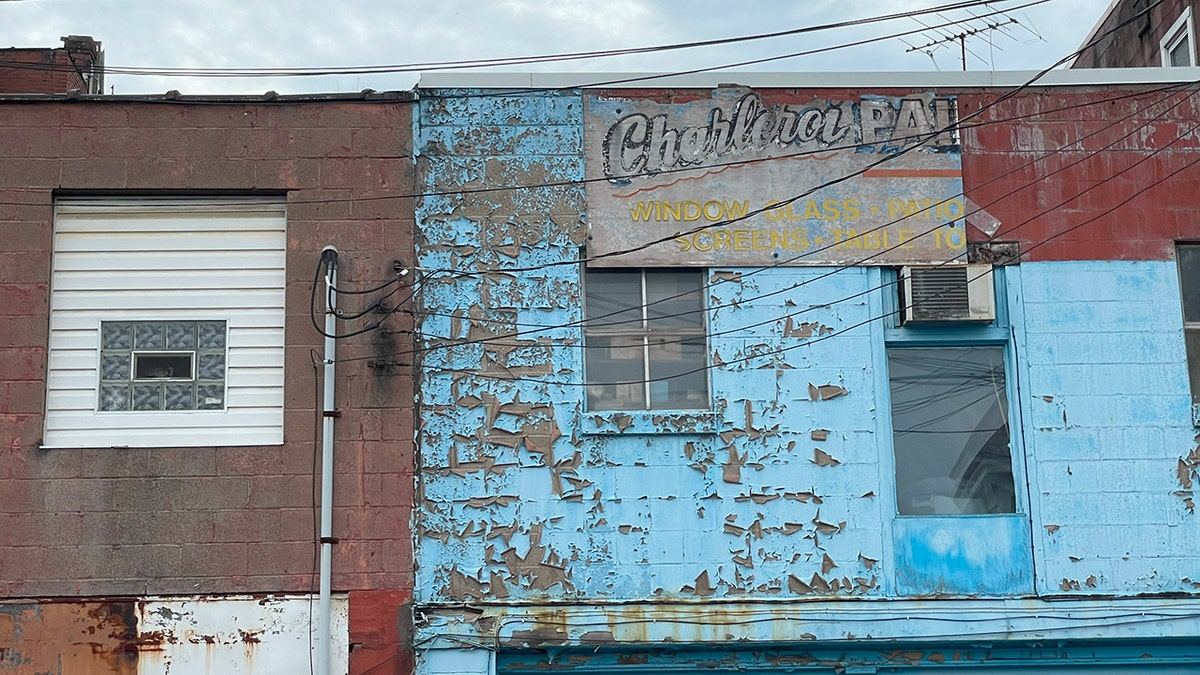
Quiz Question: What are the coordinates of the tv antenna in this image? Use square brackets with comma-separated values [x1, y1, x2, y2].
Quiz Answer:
[901, 6, 1044, 71]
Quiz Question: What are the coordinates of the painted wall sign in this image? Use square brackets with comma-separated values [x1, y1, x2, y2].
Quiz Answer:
[584, 89, 966, 267]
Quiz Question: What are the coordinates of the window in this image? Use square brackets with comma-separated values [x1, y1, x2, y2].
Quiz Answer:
[882, 265, 1033, 595]
[44, 199, 286, 448]
[888, 346, 1015, 515]
[1161, 8, 1195, 67]
[583, 268, 708, 411]
[99, 320, 227, 411]
[1176, 244, 1200, 417]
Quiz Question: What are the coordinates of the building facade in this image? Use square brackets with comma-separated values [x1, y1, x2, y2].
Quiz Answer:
[0, 92, 417, 674]
[0, 35, 104, 95]
[1072, 0, 1199, 69]
[411, 71, 1200, 674]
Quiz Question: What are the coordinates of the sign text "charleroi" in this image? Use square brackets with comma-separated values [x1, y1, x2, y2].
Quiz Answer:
[602, 93, 957, 178]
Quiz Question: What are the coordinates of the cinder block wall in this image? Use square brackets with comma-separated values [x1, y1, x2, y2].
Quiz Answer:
[0, 96, 416, 674]
[413, 84, 1200, 608]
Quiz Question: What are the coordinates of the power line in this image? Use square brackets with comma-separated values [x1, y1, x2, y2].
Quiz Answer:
[397, 86, 1200, 386]
[0, 0, 1047, 80]
[401, 80, 1195, 359]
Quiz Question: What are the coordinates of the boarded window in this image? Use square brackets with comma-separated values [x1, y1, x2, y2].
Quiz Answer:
[44, 199, 286, 448]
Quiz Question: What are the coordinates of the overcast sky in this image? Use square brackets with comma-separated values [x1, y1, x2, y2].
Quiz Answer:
[3, 0, 1105, 95]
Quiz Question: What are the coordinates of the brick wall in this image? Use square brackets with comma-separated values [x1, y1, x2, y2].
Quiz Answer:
[1072, 0, 1194, 69]
[0, 96, 416, 673]
[0, 48, 91, 94]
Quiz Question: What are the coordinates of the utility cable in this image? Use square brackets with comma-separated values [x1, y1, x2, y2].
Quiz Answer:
[398, 80, 1196, 357]
[0, 1, 1048, 80]
[408, 90, 1200, 387]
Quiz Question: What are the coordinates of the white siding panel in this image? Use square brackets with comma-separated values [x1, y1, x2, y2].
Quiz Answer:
[51, 289, 285, 312]
[51, 312, 284, 330]
[52, 269, 285, 292]
[226, 387, 286, 408]
[54, 231, 286, 253]
[55, 250, 282, 272]
[44, 199, 287, 449]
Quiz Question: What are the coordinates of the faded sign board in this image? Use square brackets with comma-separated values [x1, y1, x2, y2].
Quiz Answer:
[584, 89, 966, 267]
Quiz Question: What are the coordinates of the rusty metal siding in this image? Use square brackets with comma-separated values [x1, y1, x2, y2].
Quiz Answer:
[0, 596, 347, 674]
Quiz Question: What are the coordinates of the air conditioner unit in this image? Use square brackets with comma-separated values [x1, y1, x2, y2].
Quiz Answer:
[900, 264, 995, 324]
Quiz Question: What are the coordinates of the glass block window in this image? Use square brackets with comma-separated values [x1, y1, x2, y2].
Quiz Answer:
[99, 320, 227, 412]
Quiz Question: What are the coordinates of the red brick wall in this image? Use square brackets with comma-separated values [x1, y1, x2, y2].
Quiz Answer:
[1072, 0, 1195, 69]
[961, 86, 1200, 261]
[0, 98, 416, 672]
[0, 49, 90, 94]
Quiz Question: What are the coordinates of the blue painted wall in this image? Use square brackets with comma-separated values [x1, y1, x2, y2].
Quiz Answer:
[413, 88, 1200, 609]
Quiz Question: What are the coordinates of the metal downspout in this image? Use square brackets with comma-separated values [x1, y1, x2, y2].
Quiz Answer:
[319, 246, 338, 675]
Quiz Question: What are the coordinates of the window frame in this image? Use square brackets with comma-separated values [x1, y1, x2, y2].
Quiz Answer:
[878, 265, 1026, 519]
[1174, 243, 1200, 425]
[43, 198, 286, 449]
[1161, 7, 1195, 67]
[873, 264, 1035, 596]
[581, 266, 710, 413]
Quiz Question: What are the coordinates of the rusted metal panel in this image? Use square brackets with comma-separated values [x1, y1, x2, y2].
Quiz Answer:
[136, 596, 349, 674]
[0, 595, 348, 675]
[0, 601, 137, 674]
[584, 90, 965, 267]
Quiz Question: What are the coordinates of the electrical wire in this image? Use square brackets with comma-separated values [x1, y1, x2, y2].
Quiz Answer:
[347, 76, 1198, 365]
[402, 81, 1195, 357]
[407, 90, 1200, 388]
[0, 1, 1048, 80]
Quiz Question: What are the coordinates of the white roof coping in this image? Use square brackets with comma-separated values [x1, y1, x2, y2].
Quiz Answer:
[417, 67, 1200, 90]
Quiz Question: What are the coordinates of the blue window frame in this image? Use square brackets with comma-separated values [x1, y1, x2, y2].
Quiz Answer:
[876, 265, 1033, 596]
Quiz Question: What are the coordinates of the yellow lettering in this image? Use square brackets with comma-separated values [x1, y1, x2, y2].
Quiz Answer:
[714, 230, 732, 250]
[702, 200, 724, 221]
[804, 199, 823, 219]
[790, 230, 809, 250]
[630, 201, 655, 221]
[765, 200, 785, 222]
[725, 200, 750, 220]
[843, 199, 860, 221]
[752, 230, 770, 250]
[822, 199, 841, 219]
[733, 229, 751, 250]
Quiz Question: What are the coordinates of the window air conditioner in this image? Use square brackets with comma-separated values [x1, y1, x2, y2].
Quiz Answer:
[900, 264, 995, 324]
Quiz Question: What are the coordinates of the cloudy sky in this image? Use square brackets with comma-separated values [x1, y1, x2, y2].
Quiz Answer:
[3, 0, 1105, 95]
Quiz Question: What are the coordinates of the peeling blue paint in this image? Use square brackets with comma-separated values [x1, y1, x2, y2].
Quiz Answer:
[412, 86, 1200, 670]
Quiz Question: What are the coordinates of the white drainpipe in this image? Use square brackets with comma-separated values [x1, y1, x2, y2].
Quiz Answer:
[318, 246, 338, 675]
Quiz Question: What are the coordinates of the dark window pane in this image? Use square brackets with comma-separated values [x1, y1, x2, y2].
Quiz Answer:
[1178, 245, 1200, 322]
[585, 269, 644, 330]
[1171, 35, 1191, 66]
[134, 353, 194, 380]
[585, 335, 646, 410]
[889, 346, 1015, 515]
[648, 336, 708, 409]
[1186, 329, 1200, 406]
[646, 269, 705, 332]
